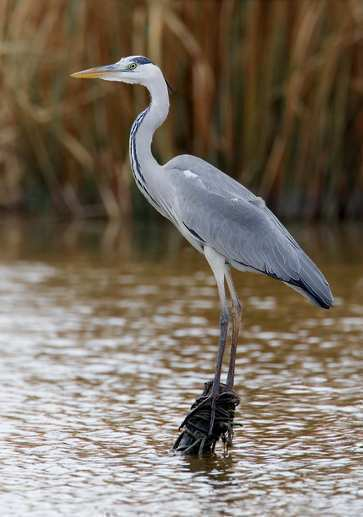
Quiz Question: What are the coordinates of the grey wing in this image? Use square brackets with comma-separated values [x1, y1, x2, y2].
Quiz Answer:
[165, 155, 334, 309]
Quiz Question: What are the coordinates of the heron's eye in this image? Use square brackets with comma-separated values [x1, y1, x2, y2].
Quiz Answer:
[128, 63, 137, 70]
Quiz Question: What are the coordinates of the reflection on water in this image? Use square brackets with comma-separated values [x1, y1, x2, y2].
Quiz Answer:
[0, 219, 362, 516]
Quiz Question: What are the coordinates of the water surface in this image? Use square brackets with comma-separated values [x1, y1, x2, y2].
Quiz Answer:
[0, 220, 362, 516]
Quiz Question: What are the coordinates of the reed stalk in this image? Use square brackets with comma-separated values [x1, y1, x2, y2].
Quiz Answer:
[0, 0, 362, 219]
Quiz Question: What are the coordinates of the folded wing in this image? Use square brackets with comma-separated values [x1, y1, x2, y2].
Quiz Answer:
[165, 155, 334, 309]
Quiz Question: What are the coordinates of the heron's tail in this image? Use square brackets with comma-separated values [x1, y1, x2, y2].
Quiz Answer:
[288, 251, 334, 309]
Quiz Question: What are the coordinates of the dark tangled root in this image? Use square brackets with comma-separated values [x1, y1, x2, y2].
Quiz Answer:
[173, 381, 240, 456]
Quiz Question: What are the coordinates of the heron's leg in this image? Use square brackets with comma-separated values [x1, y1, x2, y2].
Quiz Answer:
[204, 246, 229, 434]
[225, 266, 242, 389]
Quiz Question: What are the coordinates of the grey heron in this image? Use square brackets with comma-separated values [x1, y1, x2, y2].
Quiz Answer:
[71, 56, 334, 434]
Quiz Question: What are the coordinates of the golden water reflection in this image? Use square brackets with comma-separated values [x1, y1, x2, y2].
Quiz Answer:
[0, 219, 362, 516]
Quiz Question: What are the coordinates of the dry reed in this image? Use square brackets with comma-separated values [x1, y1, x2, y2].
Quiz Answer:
[0, 0, 362, 219]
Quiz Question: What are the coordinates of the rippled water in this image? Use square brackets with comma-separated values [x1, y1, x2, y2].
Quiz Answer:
[0, 220, 362, 516]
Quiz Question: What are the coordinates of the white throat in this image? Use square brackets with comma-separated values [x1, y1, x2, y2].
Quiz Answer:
[129, 70, 170, 215]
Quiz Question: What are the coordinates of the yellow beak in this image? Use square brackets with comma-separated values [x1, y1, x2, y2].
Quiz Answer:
[70, 66, 112, 80]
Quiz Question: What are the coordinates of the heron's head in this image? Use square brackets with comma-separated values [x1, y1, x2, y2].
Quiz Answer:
[70, 55, 161, 86]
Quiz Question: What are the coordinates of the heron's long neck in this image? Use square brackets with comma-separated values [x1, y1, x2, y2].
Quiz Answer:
[129, 77, 169, 193]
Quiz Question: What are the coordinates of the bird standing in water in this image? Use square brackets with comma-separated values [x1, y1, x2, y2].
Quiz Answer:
[71, 56, 334, 435]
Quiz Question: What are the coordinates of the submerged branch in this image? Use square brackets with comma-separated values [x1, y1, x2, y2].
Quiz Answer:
[173, 381, 240, 456]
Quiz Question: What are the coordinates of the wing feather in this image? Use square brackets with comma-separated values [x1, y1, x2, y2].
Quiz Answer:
[165, 155, 334, 309]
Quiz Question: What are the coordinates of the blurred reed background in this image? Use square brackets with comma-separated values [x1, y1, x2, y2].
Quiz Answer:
[0, 0, 362, 220]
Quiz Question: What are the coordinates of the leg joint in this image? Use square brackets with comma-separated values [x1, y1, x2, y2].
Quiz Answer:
[220, 307, 230, 326]
[235, 297, 242, 315]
